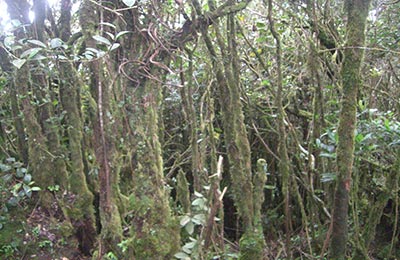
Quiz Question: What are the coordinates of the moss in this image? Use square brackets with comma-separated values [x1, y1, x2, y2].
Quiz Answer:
[0, 219, 23, 246]
[176, 170, 191, 213]
[58, 221, 75, 238]
[330, 0, 371, 258]
[126, 79, 180, 259]
[253, 159, 267, 228]
[130, 220, 179, 259]
[238, 231, 264, 260]
[128, 189, 180, 258]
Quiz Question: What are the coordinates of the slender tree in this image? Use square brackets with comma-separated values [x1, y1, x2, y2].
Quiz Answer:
[330, 0, 371, 258]
[267, 0, 293, 253]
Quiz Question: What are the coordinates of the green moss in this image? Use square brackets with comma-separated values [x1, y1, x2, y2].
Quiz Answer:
[132, 221, 179, 259]
[128, 167, 180, 258]
[238, 231, 265, 260]
[0, 220, 23, 246]
[176, 170, 191, 213]
[58, 221, 74, 238]
[66, 192, 95, 220]
[253, 159, 267, 228]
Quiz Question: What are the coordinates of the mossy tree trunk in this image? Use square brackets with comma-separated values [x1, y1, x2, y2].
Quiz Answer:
[31, 0, 69, 191]
[192, 0, 265, 257]
[110, 4, 182, 258]
[5, 0, 63, 206]
[267, 0, 293, 252]
[202, 8, 255, 235]
[0, 31, 28, 164]
[356, 168, 399, 258]
[329, 0, 371, 259]
[179, 49, 205, 193]
[9, 86, 28, 164]
[127, 75, 180, 258]
[79, 0, 124, 257]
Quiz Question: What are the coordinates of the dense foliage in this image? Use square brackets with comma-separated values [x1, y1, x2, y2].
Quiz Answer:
[0, 0, 399, 259]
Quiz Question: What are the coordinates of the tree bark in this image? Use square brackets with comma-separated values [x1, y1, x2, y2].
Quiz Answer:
[193, 0, 265, 257]
[267, 0, 293, 253]
[330, 0, 371, 259]
[78, 1, 121, 256]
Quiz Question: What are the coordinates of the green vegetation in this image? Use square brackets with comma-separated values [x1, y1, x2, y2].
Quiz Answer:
[0, 0, 399, 259]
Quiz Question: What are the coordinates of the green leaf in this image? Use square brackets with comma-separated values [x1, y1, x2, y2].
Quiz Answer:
[23, 174, 32, 184]
[261, 79, 270, 86]
[93, 35, 111, 46]
[384, 118, 390, 131]
[11, 59, 27, 69]
[2, 173, 13, 182]
[320, 152, 336, 159]
[194, 191, 203, 198]
[180, 215, 191, 226]
[50, 38, 64, 49]
[6, 157, 15, 163]
[265, 185, 276, 190]
[122, 0, 136, 7]
[105, 31, 115, 41]
[321, 173, 336, 183]
[4, 36, 15, 49]
[115, 31, 131, 39]
[20, 48, 42, 59]
[0, 163, 12, 173]
[100, 22, 116, 29]
[7, 197, 19, 207]
[16, 167, 26, 178]
[83, 48, 99, 59]
[11, 19, 22, 27]
[256, 22, 266, 28]
[23, 183, 31, 194]
[183, 241, 197, 251]
[13, 161, 23, 168]
[182, 245, 192, 254]
[192, 214, 205, 225]
[31, 54, 47, 60]
[28, 39, 47, 48]
[355, 133, 364, 143]
[109, 43, 120, 51]
[185, 221, 194, 234]
[192, 198, 205, 207]
[30, 186, 41, 191]
[174, 252, 190, 259]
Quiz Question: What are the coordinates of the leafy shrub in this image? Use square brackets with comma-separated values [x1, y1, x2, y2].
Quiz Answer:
[0, 157, 40, 229]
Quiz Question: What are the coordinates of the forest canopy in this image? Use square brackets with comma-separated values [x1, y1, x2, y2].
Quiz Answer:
[0, 0, 399, 259]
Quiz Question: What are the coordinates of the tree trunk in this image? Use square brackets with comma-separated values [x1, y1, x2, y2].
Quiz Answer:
[267, 0, 293, 253]
[126, 75, 180, 258]
[5, 0, 57, 206]
[194, 0, 264, 255]
[330, 0, 371, 258]
[79, 0, 125, 257]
